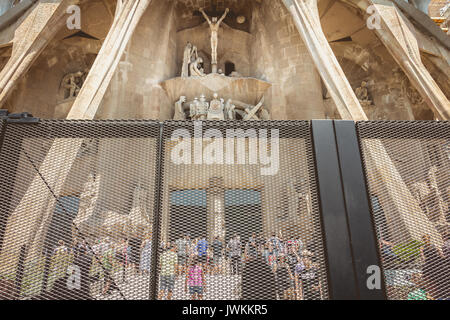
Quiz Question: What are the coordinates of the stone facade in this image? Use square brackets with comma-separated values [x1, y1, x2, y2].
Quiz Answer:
[0, 0, 449, 293]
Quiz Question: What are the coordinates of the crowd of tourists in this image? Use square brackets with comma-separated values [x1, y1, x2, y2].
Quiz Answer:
[158, 233, 324, 300]
[379, 233, 450, 300]
[47, 234, 153, 298]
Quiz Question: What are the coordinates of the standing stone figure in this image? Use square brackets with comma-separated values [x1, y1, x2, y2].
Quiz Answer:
[196, 94, 209, 120]
[355, 81, 372, 106]
[225, 99, 235, 120]
[130, 184, 149, 229]
[208, 93, 225, 120]
[74, 173, 100, 231]
[181, 42, 198, 77]
[190, 97, 200, 119]
[199, 7, 229, 71]
[181, 42, 193, 77]
[174, 96, 187, 120]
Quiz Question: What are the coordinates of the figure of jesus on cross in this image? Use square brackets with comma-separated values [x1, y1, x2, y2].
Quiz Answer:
[200, 7, 229, 73]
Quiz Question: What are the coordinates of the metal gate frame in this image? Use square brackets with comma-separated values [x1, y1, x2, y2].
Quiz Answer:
[0, 116, 389, 300]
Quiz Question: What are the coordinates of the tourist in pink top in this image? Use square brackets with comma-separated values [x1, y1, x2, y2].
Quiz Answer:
[185, 257, 206, 300]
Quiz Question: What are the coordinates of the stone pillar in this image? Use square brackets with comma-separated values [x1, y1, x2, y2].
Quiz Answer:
[68, 0, 152, 119]
[0, 0, 72, 108]
[359, 0, 450, 120]
[207, 177, 225, 242]
[282, 0, 368, 121]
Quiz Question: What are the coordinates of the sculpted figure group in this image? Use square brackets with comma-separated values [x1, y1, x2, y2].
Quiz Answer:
[61, 68, 90, 99]
[181, 7, 232, 76]
[173, 93, 271, 121]
[182, 42, 205, 77]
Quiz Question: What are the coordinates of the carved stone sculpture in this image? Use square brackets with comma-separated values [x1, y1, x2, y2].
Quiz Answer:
[196, 94, 209, 120]
[200, 7, 229, 72]
[74, 173, 100, 229]
[355, 81, 372, 107]
[190, 97, 199, 119]
[260, 108, 271, 120]
[129, 184, 150, 228]
[224, 99, 235, 120]
[181, 42, 199, 77]
[207, 93, 225, 120]
[189, 57, 206, 77]
[174, 96, 186, 120]
[177, 94, 270, 121]
[61, 69, 90, 100]
[181, 42, 193, 77]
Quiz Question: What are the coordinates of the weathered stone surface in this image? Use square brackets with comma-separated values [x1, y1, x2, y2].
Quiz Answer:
[0, 0, 72, 108]
[354, 0, 450, 120]
[160, 74, 271, 107]
[282, 0, 368, 120]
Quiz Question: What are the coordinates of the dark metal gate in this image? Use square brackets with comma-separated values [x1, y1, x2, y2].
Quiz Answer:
[0, 116, 447, 300]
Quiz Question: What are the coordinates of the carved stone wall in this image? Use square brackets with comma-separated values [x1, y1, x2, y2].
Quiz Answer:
[2, 0, 111, 118]
[250, 0, 325, 120]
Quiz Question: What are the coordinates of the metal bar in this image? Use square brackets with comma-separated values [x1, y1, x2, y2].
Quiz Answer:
[334, 120, 387, 300]
[150, 122, 164, 300]
[311, 120, 358, 300]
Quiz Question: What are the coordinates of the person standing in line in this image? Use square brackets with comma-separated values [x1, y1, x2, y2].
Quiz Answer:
[158, 245, 178, 300]
[191, 238, 199, 260]
[197, 237, 208, 271]
[140, 234, 152, 276]
[299, 258, 321, 300]
[175, 234, 190, 276]
[212, 236, 223, 275]
[185, 257, 206, 300]
[129, 235, 141, 276]
[116, 239, 130, 283]
[274, 255, 295, 300]
[228, 234, 242, 275]
[293, 255, 305, 300]
[245, 233, 258, 261]
[74, 240, 92, 300]
[268, 233, 282, 257]
[101, 243, 116, 296]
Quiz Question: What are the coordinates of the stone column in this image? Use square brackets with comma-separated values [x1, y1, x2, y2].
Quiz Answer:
[282, 0, 368, 121]
[68, 0, 152, 119]
[207, 177, 226, 243]
[0, 0, 73, 108]
[358, 0, 450, 120]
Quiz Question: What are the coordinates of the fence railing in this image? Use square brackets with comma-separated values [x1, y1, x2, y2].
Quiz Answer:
[0, 116, 447, 300]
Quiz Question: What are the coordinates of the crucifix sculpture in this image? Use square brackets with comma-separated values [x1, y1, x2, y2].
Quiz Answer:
[199, 7, 229, 73]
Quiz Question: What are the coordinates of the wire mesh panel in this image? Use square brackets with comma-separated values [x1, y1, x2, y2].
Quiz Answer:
[0, 120, 160, 300]
[357, 121, 450, 300]
[156, 121, 328, 300]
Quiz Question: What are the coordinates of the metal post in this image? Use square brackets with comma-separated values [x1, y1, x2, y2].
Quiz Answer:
[333, 120, 387, 300]
[150, 122, 164, 300]
[311, 120, 358, 300]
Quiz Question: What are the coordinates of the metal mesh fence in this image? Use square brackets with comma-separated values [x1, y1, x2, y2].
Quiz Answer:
[0, 120, 160, 300]
[157, 121, 328, 300]
[0, 120, 328, 300]
[357, 121, 450, 300]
